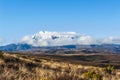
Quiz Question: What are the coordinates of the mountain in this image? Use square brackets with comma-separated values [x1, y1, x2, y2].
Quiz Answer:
[21, 31, 120, 47]
[0, 43, 120, 54]
[0, 44, 34, 51]
[0, 31, 120, 53]
[76, 44, 120, 53]
[21, 31, 96, 46]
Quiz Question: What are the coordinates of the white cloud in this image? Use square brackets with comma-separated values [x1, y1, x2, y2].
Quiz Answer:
[21, 31, 120, 46]
[102, 36, 120, 44]
[0, 38, 5, 46]
[77, 36, 97, 45]
[0, 38, 2, 43]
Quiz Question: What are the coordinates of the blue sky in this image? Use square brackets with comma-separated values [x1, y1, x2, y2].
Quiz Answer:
[0, 0, 120, 45]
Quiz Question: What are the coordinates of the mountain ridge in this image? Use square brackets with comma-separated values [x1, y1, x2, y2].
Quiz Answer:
[1, 31, 120, 53]
[0, 43, 120, 54]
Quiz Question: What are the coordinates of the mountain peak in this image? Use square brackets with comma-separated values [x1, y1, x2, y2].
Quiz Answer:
[22, 31, 84, 46]
[21, 31, 120, 47]
[32, 31, 79, 40]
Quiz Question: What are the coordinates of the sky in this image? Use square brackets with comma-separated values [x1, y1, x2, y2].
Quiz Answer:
[0, 0, 120, 45]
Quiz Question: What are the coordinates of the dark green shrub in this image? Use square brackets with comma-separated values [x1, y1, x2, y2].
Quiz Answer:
[0, 50, 2, 53]
[0, 50, 3, 58]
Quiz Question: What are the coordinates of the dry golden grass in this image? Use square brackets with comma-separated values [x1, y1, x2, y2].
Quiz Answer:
[0, 52, 120, 80]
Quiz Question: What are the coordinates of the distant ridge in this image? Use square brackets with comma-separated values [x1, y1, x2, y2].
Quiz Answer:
[0, 44, 34, 51]
[0, 43, 120, 54]
[1, 31, 120, 53]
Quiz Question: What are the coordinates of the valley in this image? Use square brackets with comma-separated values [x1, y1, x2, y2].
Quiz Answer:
[0, 51, 120, 80]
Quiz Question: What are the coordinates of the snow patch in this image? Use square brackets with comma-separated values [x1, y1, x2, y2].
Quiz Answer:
[21, 31, 120, 46]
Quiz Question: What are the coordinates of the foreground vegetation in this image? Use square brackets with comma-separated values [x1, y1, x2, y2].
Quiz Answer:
[0, 51, 120, 80]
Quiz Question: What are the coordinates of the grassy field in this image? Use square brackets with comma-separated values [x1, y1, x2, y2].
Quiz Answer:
[0, 51, 120, 80]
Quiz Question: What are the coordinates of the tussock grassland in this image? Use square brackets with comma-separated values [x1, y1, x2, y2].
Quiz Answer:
[0, 51, 120, 80]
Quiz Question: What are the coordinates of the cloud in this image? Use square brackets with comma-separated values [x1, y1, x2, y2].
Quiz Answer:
[0, 38, 5, 46]
[102, 36, 120, 44]
[77, 36, 97, 45]
[21, 31, 120, 46]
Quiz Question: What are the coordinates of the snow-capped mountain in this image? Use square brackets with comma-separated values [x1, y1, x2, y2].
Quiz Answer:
[0, 31, 120, 53]
[21, 31, 120, 47]
[21, 31, 96, 46]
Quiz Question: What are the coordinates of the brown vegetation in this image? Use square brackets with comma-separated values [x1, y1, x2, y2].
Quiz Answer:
[0, 51, 120, 80]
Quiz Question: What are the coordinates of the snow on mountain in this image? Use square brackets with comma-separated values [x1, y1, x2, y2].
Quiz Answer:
[21, 31, 96, 46]
[21, 31, 120, 46]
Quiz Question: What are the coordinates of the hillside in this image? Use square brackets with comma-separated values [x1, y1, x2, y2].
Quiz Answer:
[0, 51, 120, 80]
[0, 44, 120, 54]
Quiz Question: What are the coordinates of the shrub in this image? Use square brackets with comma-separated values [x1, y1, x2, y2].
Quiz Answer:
[0, 50, 2, 53]
[103, 65, 114, 74]
[93, 73, 102, 80]
[83, 71, 102, 80]
[40, 77, 53, 80]
[0, 50, 4, 58]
